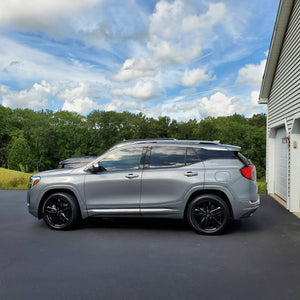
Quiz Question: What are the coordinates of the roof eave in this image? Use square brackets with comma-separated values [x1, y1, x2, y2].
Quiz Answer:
[259, 0, 294, 104]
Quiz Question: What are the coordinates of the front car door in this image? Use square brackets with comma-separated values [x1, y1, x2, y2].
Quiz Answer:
[84, 146, 145, 216]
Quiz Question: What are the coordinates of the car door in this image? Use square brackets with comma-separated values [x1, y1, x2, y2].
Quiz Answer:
[84, 146, 145, 215]
[140, 146, 205, 217]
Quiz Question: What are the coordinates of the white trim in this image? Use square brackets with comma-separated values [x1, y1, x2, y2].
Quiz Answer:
[267, 121, 289, 204]
[290, 115, 300, 212]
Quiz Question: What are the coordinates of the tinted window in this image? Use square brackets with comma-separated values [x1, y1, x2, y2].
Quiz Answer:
[186, 148, 201, 165]
[196, 148, 237, 161]
[149, 147, 186, 168]
[100, 147, 143, 171]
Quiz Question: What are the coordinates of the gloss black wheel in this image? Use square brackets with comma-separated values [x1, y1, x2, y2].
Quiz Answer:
[43, 193, 79, 230]
[187, 194, 229, 234]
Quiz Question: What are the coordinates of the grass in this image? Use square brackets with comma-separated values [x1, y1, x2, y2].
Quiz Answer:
[0, 168, 32, 190]
[257, 180, 267, 194]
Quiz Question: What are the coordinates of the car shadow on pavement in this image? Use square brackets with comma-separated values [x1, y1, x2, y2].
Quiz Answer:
[81, 217, 190, 232]
[79, 216, 262, 235]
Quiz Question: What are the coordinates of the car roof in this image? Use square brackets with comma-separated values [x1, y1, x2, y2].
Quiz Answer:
[112, 139, 241, 151]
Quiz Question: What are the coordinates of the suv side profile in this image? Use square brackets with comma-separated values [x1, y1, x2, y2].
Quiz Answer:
[27, 139, 260, 234]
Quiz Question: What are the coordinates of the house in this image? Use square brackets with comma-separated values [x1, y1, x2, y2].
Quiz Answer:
[259, 0, 300, 213]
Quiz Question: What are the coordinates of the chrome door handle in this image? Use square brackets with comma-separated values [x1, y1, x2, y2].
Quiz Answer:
[125, 174, 139, 179]
[184, 171, 198, 177]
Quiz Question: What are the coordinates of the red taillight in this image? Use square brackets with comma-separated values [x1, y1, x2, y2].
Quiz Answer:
[241, 165, 255, 181]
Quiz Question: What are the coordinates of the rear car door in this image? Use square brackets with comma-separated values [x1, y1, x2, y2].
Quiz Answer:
[140, 146, 205, 217]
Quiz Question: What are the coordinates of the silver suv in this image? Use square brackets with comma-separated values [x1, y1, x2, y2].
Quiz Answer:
[27, 139, 260, 234]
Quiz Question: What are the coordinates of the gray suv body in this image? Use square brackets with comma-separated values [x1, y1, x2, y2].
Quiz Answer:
[27, 139, 260, 234]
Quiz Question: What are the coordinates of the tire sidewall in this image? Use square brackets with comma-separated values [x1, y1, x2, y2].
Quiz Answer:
[187, 194, 230, 235]
[43, 192, 79, 230]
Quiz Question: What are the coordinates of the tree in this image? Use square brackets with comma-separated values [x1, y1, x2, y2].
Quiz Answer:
[8, 134, 33, 172]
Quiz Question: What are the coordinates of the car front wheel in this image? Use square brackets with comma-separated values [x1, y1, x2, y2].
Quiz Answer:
[187, 194, 230, 234]
[42, 192, 79, 230]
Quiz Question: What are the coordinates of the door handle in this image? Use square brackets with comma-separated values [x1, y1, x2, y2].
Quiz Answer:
[125, 174, 139, 179]
[184, 171, 198, 177]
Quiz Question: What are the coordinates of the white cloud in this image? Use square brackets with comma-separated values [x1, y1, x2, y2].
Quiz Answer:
[114, 0, 226, 82]
[250, 90, 260, 106]
[181, 68, 215, 87]
[236, 59, 266, 87]
[102, 98, 142, 112]
[0, 81, 55, 110]
[182, 3, 226, 32]
[113, 58, 156, 82]
[0, 0, 104, 37]
[0, 36, 109, 86]
[111, 80, 160, 101]
[197, 92, 238, 118]
[59, 82, 99, 114]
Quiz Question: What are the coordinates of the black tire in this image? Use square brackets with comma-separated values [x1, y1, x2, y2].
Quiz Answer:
[187, 194, 230, 235]
[42, 192, 79, 230]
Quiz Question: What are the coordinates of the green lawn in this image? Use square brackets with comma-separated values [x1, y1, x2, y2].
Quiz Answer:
[0, 168, 32, 190]
[257, 180, 267, 194]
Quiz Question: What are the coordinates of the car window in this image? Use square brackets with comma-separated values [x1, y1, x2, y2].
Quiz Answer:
[196, 148, 237, 161]
[186, 147, 200, 165]
[149, 146, 186, 168]
[100, 147, 143, 171]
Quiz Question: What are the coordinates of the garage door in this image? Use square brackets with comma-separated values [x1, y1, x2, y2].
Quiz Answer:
[274, 127, 288, 200]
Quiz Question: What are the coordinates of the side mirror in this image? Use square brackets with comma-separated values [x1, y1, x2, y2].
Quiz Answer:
[89, 162, 106, 173]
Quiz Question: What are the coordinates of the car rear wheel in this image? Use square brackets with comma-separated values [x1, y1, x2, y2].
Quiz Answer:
[187, 194, 230, 234]
[42, 192, 79, 230]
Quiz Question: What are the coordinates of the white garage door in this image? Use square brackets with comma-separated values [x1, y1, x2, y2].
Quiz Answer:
[274, 127, 288, 200]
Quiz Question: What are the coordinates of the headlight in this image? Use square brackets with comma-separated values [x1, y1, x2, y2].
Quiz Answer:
[28, 176, 41, 189]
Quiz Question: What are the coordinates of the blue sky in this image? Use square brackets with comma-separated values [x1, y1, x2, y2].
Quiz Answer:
[0, 0, 279, 121]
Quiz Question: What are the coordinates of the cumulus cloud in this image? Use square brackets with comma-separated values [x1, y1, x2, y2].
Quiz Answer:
[236, 59, 266, 87]
[181, 68, 215, 87]
[0, 81, 54, 109]
[197, 92, 238, 118]
[114, 0, 225, 82]
[59, 82, 99, 114]
[111, 80, 160, 101]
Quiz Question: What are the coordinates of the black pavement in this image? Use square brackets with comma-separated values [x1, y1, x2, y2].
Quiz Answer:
[0, 191, 300, 300]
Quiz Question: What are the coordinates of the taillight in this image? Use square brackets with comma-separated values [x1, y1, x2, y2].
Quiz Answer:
[241, 165, 256, 181]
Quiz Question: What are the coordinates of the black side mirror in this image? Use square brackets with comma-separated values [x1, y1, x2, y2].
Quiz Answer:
[89, 162, 106, 173]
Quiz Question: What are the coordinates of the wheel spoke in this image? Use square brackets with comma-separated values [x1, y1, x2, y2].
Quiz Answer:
[45, 206, 57, 214]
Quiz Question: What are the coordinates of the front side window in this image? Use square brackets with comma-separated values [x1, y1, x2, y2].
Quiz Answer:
[100, 147, 143, 171]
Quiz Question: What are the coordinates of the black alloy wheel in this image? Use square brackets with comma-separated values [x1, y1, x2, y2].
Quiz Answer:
[42, 192, 79, 230]
[187, 194, 230, 234]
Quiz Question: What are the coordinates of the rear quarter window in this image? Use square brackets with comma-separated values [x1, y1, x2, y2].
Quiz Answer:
[196, 148, 237, 161]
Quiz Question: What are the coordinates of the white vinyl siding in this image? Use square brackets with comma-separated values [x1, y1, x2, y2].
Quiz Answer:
[268, 0, 300, 132]
[267, 0, 300, 202]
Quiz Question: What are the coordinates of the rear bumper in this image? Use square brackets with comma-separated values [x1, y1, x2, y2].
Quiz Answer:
[233, 195, 260, 219]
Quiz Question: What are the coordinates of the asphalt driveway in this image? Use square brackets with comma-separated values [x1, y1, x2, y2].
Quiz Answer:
[1, 190, 300, 300]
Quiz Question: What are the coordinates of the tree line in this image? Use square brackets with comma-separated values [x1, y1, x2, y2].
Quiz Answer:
[0, 105, 266, 178]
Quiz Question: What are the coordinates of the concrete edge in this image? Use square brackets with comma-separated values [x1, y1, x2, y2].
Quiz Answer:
[269, 193, 300, 219]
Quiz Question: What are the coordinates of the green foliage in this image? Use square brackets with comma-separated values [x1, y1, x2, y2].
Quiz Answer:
[0, 105, 266, 177]
[8, 134, 32, 172]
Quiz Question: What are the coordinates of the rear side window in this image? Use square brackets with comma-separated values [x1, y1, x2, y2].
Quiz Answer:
[196, 148, 237, 161]
[148, 147, 200, 169]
